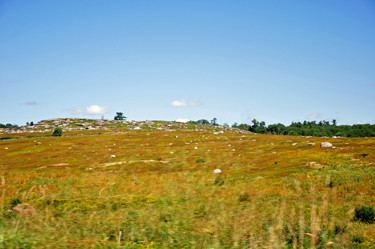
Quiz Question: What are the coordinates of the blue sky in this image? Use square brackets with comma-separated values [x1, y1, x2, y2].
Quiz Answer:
[1, 0, 374, 126]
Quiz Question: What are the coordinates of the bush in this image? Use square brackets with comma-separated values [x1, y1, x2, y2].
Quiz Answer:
[214, 176, 225, 186]
[52, 128, 63, 137]
[239, 192, 250, 202]
[354, 206, 375, 224]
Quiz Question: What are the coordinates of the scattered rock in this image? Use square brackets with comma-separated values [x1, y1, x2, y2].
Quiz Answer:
[320, 142, 333, 148]
[307, 143, 315, 146]
[110, 155, 116, 158]
[213, 169, 222, 174]
[292, 143, 297, 146]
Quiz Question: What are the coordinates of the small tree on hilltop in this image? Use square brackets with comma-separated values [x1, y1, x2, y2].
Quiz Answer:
[114, 112, 126, 120]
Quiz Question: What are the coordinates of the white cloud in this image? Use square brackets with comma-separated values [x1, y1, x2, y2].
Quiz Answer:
[64, 108, 82, 116]
[169, 99, 202, 107]
[25, 101, 37, 106]
[86, 105, 110, 115]
[176, 118, 190, 123]
[356, 120, 369, 125]
[307, 113, 320, 119]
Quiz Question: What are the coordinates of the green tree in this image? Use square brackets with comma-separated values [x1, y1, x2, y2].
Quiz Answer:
[52, 128, 63, 137]
[114, 112, 126, 120]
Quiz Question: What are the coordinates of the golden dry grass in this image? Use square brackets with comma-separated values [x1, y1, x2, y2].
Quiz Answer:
[0, 123, 375, 248]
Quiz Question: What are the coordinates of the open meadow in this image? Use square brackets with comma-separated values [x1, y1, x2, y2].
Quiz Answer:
[1, 119, 375, 248]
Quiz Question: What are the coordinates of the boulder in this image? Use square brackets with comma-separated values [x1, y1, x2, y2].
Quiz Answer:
[320, 142, 333, 148]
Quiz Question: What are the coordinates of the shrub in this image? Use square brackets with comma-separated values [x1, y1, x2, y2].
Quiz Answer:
[354, 206, 375, 224]
[352, 235, 365, 244]
[214, 176, 225, 186]
[52, 128, 63, 137]
[239, 192, 250, 202]
[196, 159, 205, 163]
[0, 137, 17, 140]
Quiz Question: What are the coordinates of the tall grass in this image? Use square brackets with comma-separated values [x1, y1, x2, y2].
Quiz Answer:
[0, 128, 375, 248]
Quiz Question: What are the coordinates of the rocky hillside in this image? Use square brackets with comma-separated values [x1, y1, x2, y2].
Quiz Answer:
[0, 118, 250, 135]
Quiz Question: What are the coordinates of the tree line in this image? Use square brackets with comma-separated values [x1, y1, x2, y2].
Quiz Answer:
[0, 123, 19, 128]
[189, 118, 375, 137]
[239, 119, 375, 137]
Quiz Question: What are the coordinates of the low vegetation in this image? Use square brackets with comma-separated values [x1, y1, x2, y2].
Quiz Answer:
[0, 119, 375, 248]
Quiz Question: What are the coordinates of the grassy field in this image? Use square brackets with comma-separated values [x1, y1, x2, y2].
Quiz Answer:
[1, 120, 375, 248]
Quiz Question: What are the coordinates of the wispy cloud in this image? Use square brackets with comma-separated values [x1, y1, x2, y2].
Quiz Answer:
[307, 113, 320, 119]
[25, 101, 37, 106]
[356, 120, 369, 125]
[169, 99, 202, 107]
[64, 107, 82, 116]
[86, 105, 110, 115]
[176, 118, 190, 123]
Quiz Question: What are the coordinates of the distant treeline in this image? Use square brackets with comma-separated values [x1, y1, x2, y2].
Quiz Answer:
[188, 118, 375, 137]
[234, 119, 375, 137]
[0, 123, 18, 128]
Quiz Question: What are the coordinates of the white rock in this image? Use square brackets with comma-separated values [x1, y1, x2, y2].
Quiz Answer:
[110, 155, 116, 158]
[231, 149, 235, 151]
[213, 169, 222, 173]
[320, 142, 333, 148]
[134, 127, 141, 130]
[194, 147, 198, 149]
[5, 147, 8, 150]
[170, 152, 174, 154]
[292, 143, 297, 146]
[228, 144, 231, 147]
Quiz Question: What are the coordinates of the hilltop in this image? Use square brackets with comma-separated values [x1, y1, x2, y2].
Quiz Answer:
[0, 118, 249, 135]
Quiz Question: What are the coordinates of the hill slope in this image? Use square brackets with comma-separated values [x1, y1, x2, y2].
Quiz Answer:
[1, 119, 375, 248]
